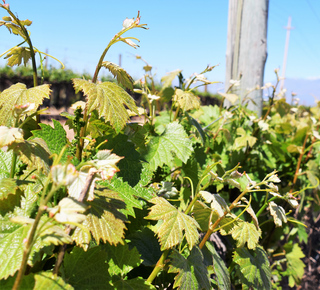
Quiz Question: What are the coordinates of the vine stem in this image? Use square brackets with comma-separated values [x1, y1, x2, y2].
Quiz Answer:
[12, 180, 61, 290]
[198, 188, 249, 249]
[290, 133, 309, 192]
[75, 20, 144, 160]
[146, 249, 170, 284]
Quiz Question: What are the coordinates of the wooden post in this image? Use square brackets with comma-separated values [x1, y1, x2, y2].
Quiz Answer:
[225, 0, 269, 117]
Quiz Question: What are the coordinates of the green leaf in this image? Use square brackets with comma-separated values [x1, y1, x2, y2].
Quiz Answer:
[32, 119, 69, 163]
[34, 272, 74, 290]
[0, 219, 27, 279]
[0, 178, 19, 201]
[141, 122, 193, 172]
[192, 201, 219, 232]
[231, 222, 261, 249]
[72, 79, 138, 133]
[128, 227, 162, 266]
[103, 242, 141, 277]
[112, 277, 155, 289]
[0, 83, 51, 126]
[160, 69, 182, 89]
[78, 188, 127, 246]
[234, 128, 257, 150]
[283, 242, 305, 287]
[4, 46, 32, 67]
[102, 61, 134, 90]
[203, 241, 231, 290]
[0, 150, 15, 178]
[146, 197, 200, 250]
[268, 201, 287, 227]
[233, 246, 271, 290]
[104, 176, 153, 217]
[97, 133, 142, 187]
[9, 138, 51, 174]
[0, 215, 71, 280]
[168, 247, 210, 290]
[173, 89, 200, 111]
[64, 246, 111, 289]
[0, 272, 35, 289]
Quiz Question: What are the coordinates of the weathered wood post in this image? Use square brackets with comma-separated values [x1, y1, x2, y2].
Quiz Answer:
[225, 0, 269, 117]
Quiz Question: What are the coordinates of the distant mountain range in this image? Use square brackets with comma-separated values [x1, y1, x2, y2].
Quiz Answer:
[274, 78, 320, 107]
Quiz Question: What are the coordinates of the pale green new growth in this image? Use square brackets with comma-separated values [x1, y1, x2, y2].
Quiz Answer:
[9, 138, 51, 174]
[234, 127, 257, 149]
[146, 196, 200, 250]
[72, 79, 138, 133]
[268, 201, 287, 227]
[200, 191, 229, 218]
[102, 61, 134, 90]
[0, 127, 23, 147]
[0, 83, 51, 126]
[173, 89, 201, 111]
[76, 190, 127, 246]
[4, 47, 32, 67]
[231, 222, 261, 249]
[34, 272, 74, 290]
[160, 69, 182, 89]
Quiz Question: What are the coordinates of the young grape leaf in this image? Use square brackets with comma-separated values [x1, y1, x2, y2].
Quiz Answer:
[233, 246, 271, 290]
[268, 201, 287, 227]
[203, 241, 231, 290]
[34, 272, 74, 290]
[80, 188, 127, 246]
[112, 277, 155, 289]
[0, 150, 15, 178]
[234, 127, 257, 150]
[97, 133, 142, 187]
[168, 247, 210, 290]
[160, 69, 182, 89]
[102, 61, 134, 90]
[4, 46, 32, 67]
[9, 138, 51, 174]
[0, 178, 19, 201]
[64, 246, 111, 289]
[146, 196, 200, 250]
[231, 221, 261, 249]
[0, 126, 24, 147]
[72, 79, 138, 133]
[104, 176, 153, 218]
[31, 119, 69, 163]
[72, 224, 91, 251]
[200, 191, 229, 218]
[192, 201, 219, 232]
[0, 272, 35, 289]
[0, 83, 51, 126]
[241, 197, 260, 230]
[140, 122, 193, 172]
[103, 242, 141, 277]
[283, 242, 305, 287]
[173, 89, 200, 111]
[0, 216, 71, 280]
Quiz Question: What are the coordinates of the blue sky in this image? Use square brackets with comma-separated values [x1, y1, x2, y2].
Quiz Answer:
[1, 0, 320, 100]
